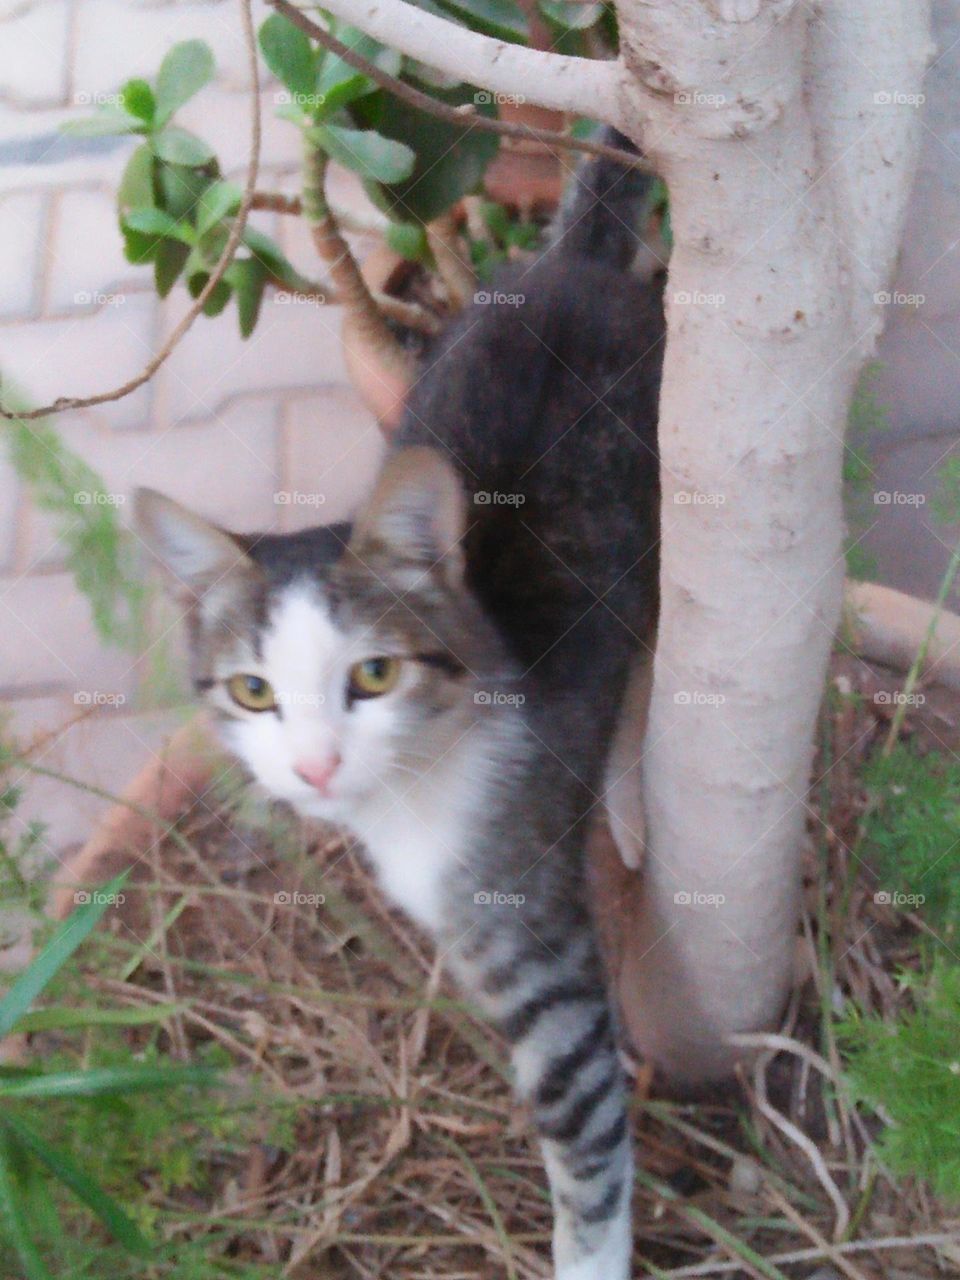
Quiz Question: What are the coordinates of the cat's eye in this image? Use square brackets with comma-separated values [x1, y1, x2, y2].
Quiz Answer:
[348, 657, 402, 700]
[226, 673, 277, 712]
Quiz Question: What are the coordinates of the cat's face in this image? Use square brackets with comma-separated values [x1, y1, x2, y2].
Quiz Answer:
[136, 449, 497, 824]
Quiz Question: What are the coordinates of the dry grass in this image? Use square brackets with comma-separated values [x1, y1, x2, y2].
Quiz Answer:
[42, 652, 960, 1279]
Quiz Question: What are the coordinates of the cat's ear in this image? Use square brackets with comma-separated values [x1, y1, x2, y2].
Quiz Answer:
[350, 447, 465, 585]
[134, 488, 260, 605]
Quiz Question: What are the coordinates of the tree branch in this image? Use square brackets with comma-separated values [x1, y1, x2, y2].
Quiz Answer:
[269, 0, 626, 124]
[0, 0, 263, 424]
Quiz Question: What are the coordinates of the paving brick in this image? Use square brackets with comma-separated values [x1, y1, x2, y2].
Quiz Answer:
[0, 571, 141, 699]
[21, 399, 284, 569]
[280, 388, 384, 529]
[46, 187, 146, 312]
[159, 286, 349, 422]
[0, 0, 71, 107]
[0, 292, 157, 430]
[0, 190, 47, 317]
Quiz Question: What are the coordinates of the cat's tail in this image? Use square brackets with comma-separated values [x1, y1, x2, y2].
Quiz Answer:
[549, 127, 655, 271]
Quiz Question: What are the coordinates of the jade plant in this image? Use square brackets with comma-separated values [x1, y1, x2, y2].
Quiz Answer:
[61, 3, 615, 386]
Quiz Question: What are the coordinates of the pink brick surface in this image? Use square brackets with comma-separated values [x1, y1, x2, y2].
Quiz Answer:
[0, 190, 47, 317]
[0, 0, 71, 107]
[0, 294, 158, 430]
[46, 187, 146, 312]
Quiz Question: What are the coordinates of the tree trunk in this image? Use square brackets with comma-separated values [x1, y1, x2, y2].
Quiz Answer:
[610, 0, 931, 1079]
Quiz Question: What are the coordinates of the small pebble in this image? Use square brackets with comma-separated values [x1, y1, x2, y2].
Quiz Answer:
[728, 1155, 763, 1195]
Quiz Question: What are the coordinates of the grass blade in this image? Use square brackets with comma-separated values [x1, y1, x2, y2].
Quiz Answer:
[3, 1114, 152, 1257]
[14, 1002, 187, 1033]
[0, 1122, 53, 1280]
[0, 871, 130, 1040]
[0, 1064, 217, 1100]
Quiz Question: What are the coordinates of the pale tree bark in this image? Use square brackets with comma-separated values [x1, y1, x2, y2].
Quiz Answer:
[287, 0, 931, 1079]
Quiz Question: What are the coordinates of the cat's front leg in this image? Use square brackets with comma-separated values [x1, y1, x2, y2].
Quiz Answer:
[450, 924, 634, 1279]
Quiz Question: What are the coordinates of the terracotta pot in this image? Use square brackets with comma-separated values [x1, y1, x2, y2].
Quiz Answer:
[342, 245, 418, 435]
[483, 103, 568, 215]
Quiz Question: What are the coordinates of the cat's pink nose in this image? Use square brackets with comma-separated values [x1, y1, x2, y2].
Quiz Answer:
[294, 754, 341, 794]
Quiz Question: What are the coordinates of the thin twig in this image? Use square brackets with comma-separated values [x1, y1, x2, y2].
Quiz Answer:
[657, 1230, 960, 1278]
[0, 0, 263, 423]
[269, 0, 647, 172]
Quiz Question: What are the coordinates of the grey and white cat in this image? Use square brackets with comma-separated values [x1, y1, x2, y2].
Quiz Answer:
[135, 138, 663, 1280]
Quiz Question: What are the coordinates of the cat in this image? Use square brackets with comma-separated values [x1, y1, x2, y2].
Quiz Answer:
[135, 134, 664, 1280]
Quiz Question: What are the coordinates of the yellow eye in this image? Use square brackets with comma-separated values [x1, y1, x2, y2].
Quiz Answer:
[348, 657, 402, 700]
[226, 673, 277, 712]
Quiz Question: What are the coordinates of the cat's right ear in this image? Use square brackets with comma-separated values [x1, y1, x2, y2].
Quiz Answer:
[350, 447, 465, 586]
[134, 488, 259, 606]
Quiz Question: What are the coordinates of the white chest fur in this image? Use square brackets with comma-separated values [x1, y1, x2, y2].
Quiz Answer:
[348, 733, 489, 931]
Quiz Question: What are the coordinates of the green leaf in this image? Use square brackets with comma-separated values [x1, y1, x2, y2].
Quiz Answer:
[0, 1064, 217, 1100]
[224, 259, 268, 338]
[0, 1125, 52, 1280]
[3, 1115, 152, 1257]
[435, 0, 527, 41]
[310, 123, 416, 183]
[0, 871, 130, 1041]
[241, 227, 311, 290]
[540, 0, 603, 28]
[352, 81, 499, 224]
[117, 143, 156, 212]
[152, 126, 215, 167]
[258, 12, 317, 100]
[195, 179, 243, 236]
[274, 100, 306, 124]
[186, 268, 232, 318]
[124, 208, 195, 244]
[120, 223, 160, 265]
[60, 108, 142, 138]
[313, 25, 402, 118]
[386, 220, 429, 262]
[120, 77, 156, 122]
[154, 40, 215, 124]
[156, 161, 215, 221]
[154, 238, 190, 296]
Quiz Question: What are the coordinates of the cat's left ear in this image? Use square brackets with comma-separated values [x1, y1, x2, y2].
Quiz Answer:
[350, 447, 465, 586]
[134, 488, 262, 608]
